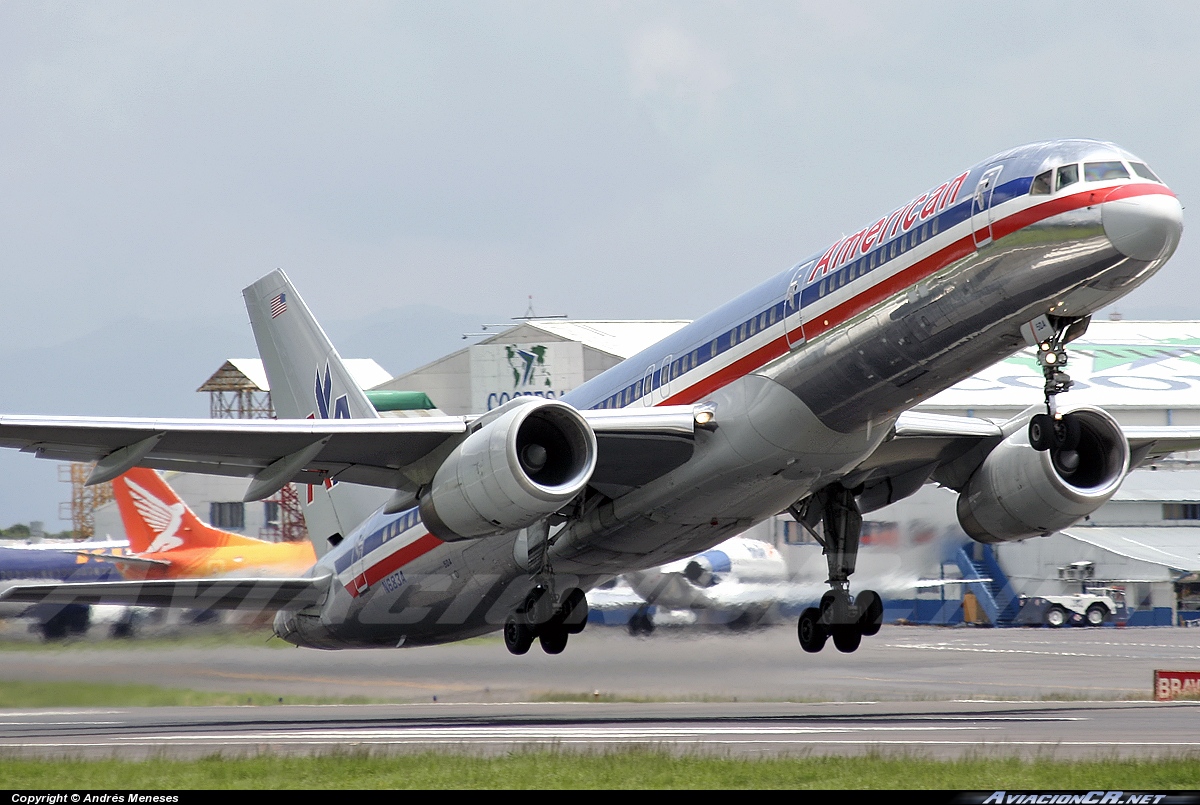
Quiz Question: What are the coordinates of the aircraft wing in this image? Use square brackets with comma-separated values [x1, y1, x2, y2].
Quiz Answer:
[0, 576, 329, 610]
[845, 409, 1200, 514]
[0, 406, 697, 496]
[1120, 426, 1200, 467]
[843, 411, 1006, 513]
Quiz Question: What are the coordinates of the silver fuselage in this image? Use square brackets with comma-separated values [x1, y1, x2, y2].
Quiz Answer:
[276, 139, 1183, 648]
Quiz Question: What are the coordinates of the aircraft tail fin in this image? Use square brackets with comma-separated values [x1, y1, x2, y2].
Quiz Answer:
[113, 468, 264, 554]
[243, 270, 381, 422]
[243, 270, 389, 558]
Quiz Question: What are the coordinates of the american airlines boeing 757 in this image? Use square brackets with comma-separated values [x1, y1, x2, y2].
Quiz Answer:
[1, 139, 1194, 656]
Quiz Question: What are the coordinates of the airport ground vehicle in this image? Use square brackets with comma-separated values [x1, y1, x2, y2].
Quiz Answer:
[1020, 589, 1123, 627]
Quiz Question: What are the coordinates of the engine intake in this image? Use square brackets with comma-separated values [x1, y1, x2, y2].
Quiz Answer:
[419, 398, 597, 541]
[957, 407, 1129, 544]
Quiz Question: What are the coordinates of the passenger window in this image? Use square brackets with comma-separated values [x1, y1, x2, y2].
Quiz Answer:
[1084, 161, 1129, 181]
[1056, 164, 1079, 191]
[1130, 162, 1161, 182]
[1031, 170, 1052, 195]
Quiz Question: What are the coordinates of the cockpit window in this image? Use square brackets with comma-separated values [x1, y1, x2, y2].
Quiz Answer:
[1084, 161, 1129, 182]
[1129, 162, 1161, 182]
[1056, 164, 1079, 191]
[1030, 170, 1052, 195]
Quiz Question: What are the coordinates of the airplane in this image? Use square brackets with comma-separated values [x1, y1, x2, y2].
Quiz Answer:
[613, 532, 977, 635]
[97, 467, 317, 580]
[617, 535, 804, 634]
[0, 541, 128, 639]
[0, 138, 1194, 660]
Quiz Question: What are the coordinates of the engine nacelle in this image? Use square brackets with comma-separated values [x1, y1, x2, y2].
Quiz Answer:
[419, 397, 597, 541]
[956, 407, 1129, 544]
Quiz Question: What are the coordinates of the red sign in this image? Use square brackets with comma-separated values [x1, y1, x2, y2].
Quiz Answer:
[1154, 670, 1200, 700]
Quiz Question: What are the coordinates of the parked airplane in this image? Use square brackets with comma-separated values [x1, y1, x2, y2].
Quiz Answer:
[621, 536, 794, 633]
[1, 139, 1194, 658]
[99, 467, 317, 579]
[0, 542, 127, 639]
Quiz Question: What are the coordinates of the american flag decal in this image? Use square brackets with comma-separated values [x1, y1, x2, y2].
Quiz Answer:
[270, 293, 287, 318]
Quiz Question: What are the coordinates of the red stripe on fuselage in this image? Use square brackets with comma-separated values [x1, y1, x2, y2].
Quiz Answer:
[664, 183, 1174, 406]
[346, 531, 442, 598]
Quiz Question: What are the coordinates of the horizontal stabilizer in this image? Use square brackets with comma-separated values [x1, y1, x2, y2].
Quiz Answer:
[70, 551, 171, 569]
[0, 576, 329, 611]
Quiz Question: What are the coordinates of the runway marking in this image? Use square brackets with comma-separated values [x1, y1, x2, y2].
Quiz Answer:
[0, 721, 122, 726]
[105, 724, 995, 741]
[885, 642, 1200, 661]
[0, 710, 125, 717]
[842, 674, 1144, 694]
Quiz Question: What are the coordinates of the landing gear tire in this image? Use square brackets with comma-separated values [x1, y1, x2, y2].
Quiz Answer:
[856, 590, 884, 637]
[1029, 414, 1053, 451]
[831, 625, 862, 654]
[797, 607, 827, 653]
[504, 613, 534, 655]
[559, 587, 588, 635]
[1045, 605, 1068, 628]
[1053, 414, 1081, 451]
[539, 625, 569, 654]
[1085, 604, 1107, 626]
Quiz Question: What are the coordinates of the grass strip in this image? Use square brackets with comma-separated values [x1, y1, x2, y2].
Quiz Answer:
[0, 679, 373, 708]
[2, 749, 1200, 789]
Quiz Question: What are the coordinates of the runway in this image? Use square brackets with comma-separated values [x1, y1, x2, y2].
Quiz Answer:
[2, 623, 1199, 758]
[3, 700, 1200, 759]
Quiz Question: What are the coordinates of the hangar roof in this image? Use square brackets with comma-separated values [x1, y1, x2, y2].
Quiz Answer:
[479, 320, 691, 359]
[1061, 526, 1200, 573]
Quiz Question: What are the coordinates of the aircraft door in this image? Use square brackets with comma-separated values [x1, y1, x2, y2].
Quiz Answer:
[784, 261, 812, 349]
[971, 166, 1004, 248]
[657, 355, 673, 403]
[641, 364, 655, 407]
[350, 538, 368, 595]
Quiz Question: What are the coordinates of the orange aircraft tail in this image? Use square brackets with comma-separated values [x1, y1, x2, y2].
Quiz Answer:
[112, 468, 266, 554]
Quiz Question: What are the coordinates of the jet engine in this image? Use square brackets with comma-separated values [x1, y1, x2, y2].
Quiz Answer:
[418, 398, 597, 541]
[956, 407, 1129, 544]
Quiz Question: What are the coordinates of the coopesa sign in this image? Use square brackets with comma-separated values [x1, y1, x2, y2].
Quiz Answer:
[469, 342, 586, 412]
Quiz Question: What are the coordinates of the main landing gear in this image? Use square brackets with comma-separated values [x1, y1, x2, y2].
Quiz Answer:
[789, 485, 883, 654]
[503, 584, 588, 655]
[1025, 315, 1090, 478]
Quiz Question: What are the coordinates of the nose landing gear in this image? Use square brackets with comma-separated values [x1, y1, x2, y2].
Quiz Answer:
[1026, 315, 1090, 474]
[790, 485, 883, 654]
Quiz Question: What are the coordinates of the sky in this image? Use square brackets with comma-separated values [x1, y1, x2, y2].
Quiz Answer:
[1, 1, 1199, 526]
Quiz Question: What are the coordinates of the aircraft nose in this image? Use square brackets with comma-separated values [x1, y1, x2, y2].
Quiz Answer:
[1102, 192, 1183, 261]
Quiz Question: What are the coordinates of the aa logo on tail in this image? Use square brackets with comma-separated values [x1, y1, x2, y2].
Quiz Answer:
[308, 363, 350, 503]
[315, 364, 350, 420]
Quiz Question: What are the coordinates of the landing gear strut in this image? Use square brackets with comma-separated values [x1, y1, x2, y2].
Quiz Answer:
[1026, 316, 1089, 479]
[789, 485, 882, 654]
